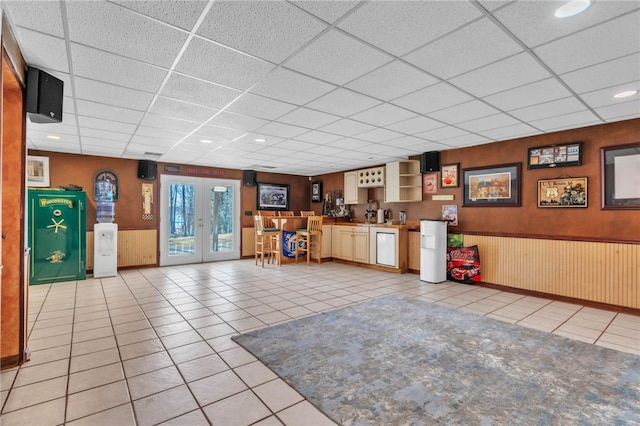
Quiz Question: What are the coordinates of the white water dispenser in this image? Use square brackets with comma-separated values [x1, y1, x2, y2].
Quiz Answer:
[420, 219, 447, 283]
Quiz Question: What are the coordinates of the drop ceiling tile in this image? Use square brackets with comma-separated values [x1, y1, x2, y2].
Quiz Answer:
[560, 54, 640, 94]
[207, 111, 268, 132]
[27, 121, 77, 137]
[256, 122, 309, 139]
[534, 11, 640, 75]
[508, 97, 587, 122]
[349, 103, 418, 127]
[82, 146, 126, 157]
[77, 116, 137, 134]
[441, 133, 490, 147]
[337, 1, 481, 56]
[405, 17, 522, 80]
[318, 119, 376, 137]
[110, 0, 208, 31]
[386, 116, 445, 135]
[66, 1, 188, 68]
[290, 1, 360, 24]
[249, 68, 336, 105]
[62, 97, 76, 114]
[449, 53, 552, 98]
[139, 113, 200, 133]
[579, 81, 640, 109]
[326, 138, 375, 150]
[382, 136, 426, 149]
[484, 78, 573, 112]
[493, 1, 640, 48]
[307, 145, 347, 156]
[277, 108, 340, 129]
[346, 61, 438, 101]
[273, 140, 317, 151]
[160, 73, 242, 109]
[149, 97, 218, 122]
[392, 83, 473, 114]
[81, 138, 128, 149]
[16, 29, 68, 73]
[134, 126, 189, 142]
[75, 100, 144, 124]
[414, 126, 469, 142]
[478, 124, 541, 141]
[285, 29, 392, 85]
[175, 37, 274, 90]
[74, 77, 154, 111]
[196, 125, 246, 141]
[529, 110, 602, 132]
[27, 130, 79, 145]
[71, 43, 167, 93]
[305, 89, 381, 116]
[197, 1, 327, 63]
[457, 113, 521, 133]
[293, 131, 342, 144]
[477, 1, 511, 12]
[226, 93, 297, 120]
[429, 100, 500, 125]
[4, 1, 65, 37]
[595, 100, 640, 121]
[354, 128, 404, 143]
[234, 133, 285, 146]
[80, 127, 131, 142]
[403, 141, 452, 153]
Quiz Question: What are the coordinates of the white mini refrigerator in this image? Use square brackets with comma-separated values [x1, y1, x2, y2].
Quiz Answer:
[420, 219, 447, 283]
[94, 223, 118, 278]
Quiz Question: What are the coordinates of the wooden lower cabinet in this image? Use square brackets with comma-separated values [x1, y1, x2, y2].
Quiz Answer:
[408, 231, 420, 271]
[331, 226, 369, 263]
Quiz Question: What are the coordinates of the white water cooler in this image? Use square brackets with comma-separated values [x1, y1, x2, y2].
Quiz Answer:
[94, 223, 118, 278]
[420, 219, 447, 283]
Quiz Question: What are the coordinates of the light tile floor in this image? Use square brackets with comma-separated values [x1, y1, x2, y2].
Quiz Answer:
[1, 260, 638, 425]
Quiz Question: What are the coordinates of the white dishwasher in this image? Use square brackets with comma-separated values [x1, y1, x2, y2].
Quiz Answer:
[369, 227, 398, 268]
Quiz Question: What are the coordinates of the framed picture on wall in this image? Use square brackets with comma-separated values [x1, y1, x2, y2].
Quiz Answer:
[528, 142, 583, 169]
[256, 182, 290, 210]
[462, 163, 521, 207]
[537, 177, 587, 208]
[440, 163, 459, 188]
[600, 143, 640, 209]
[311, 181, 322, 203]
[423, 172, 438, 194]
[27, 155, 50, 187]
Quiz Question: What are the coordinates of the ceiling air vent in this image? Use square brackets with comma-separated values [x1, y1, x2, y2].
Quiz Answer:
[144, 152, 162, 157]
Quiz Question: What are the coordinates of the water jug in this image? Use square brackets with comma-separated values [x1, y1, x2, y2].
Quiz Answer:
[96, 178, 115, 223]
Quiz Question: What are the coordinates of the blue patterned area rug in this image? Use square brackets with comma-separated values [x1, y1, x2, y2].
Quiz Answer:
[232, 295, 640, 425]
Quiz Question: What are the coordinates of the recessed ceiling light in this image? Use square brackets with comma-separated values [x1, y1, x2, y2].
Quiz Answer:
[46, 135, 60, 140]
[613, 90, 638, 99]
[254, 138, 267, 143]
[200, 139, 213, 143]
[555, 0, 591, 18]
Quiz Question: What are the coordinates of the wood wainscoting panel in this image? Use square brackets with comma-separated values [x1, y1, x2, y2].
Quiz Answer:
[86, 229, 157, 271]
[464, 235, 639, 309]
[242, 227, 255, 257]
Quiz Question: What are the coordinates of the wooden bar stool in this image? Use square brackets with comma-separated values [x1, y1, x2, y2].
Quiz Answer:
[254, 215, 281, 267]
[295, 216, 323, 265]
[278, 211, 294, 216]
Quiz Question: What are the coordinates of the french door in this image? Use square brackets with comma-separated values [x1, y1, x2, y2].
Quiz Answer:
[159, 175, 240, 266]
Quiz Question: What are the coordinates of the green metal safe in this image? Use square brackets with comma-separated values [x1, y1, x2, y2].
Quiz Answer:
[28, 189, 86, 285]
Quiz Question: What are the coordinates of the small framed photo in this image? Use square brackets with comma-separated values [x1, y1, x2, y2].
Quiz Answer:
[463, 163, 521, 207]
[601, 143, 640, 209]
[311, 181, 322, 203]
[440, 163, 459, 188]
[538, 178, 587, 208]
[442, 205, 458, 226]
[422, 172, 438, 194]
[27, 155, 50, 187]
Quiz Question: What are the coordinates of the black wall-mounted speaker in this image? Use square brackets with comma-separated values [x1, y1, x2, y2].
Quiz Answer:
[420, 151, 440, 173]
[243, 170, 257, 187]
[26, 67, 64, 123]
[138, 160, 157, 180]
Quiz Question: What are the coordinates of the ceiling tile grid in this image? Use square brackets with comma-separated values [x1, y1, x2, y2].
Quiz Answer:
[4, 0, 638, 176]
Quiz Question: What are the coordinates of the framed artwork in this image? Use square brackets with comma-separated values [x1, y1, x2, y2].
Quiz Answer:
[257, 182, 290, 210]
[528, 142, 583, 169]
[27, 155, 50, 187]
[422, 172, 438, 194]
[463, 163, 521, 207]
[442, 205, 458, 226]
[440, 163, 459, 188]
[600, 143, 640, 209]
[537, 178, 587, 208]
[311, 181, 322, 203]
[94, 169, 119, 201]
